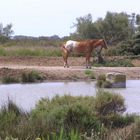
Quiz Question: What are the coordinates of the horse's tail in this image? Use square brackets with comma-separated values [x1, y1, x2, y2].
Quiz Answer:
[60, 42, 66, 50]
[61, 45, 65, 50]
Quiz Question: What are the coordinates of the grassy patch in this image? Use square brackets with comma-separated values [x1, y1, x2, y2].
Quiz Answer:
[0, 70, 45, 84]
[1, 76, 19, 84]
[0, 46, 62, 57]
[84, 70, 95, 79]
[21, 71, 44, 83]
[93, 59, 134, 67]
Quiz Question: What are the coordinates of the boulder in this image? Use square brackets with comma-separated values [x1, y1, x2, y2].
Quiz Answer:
[106, 72, 126, 88]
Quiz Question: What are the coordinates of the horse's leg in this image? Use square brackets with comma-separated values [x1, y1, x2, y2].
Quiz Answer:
[62, 49, 69, 68]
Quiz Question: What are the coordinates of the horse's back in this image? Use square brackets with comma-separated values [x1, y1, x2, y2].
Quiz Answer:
[64, 40, 79, 51]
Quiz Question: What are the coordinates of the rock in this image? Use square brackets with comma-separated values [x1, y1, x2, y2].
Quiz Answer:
[106, 72, 126, 88]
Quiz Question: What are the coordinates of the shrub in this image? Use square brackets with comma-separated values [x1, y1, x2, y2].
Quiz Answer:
[31, 95, 99, 132]
[2, 76, 19, 84]
[97, 74, 106, 81]
[105, 40, 134, 56]
[94, 90, 129, 128]
[21, 71, 44, 83]
[84, 70, 95, 79]
[102, 81, 112, 88]
[94, 90, 126, 116]
[0, 94, 136, 139]
[93, 59, 134, 67]
[100, 114, 134, 128]
[96, 74, 111, 88]
[0, 100, 28, 139]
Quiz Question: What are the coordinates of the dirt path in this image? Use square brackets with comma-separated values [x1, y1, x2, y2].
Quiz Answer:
[0, 56, 140, 80]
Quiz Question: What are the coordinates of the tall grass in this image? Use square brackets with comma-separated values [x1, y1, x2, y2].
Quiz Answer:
[21, 71, 44, 83]
[0, 46, 62, 57]
[0, 70, 45, 84]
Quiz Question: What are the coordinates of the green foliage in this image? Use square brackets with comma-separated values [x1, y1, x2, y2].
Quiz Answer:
[31, 95, 98, 132]
[73, 14, 97, 39]
[100, 114, 134, 128]
[1, 76, 19, 84]
[93, 59, 134, 67]
[0, 23, 13, 44]
[94, 90, 129, 128]
[133, 32, 140, 55]
[0, 100, 28, 139]
[44, 128, 81, 140]
[21, 71, 44, 83]
[0, 36, 9, 44]
[97, 74, 106, 81]
[84, 70, 95, 79]
[72, 12, 135, 44]
[0, 46, 62, 57]
[95, 90, 126, 116]
[96, 74, 112, 88]
[0, 93, 136, 139]
[0, 71, 45, 84]
[106, 40, 134, 56]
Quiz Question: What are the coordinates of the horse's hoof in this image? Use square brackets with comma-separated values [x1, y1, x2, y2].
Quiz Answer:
[86, 66, 91, 69]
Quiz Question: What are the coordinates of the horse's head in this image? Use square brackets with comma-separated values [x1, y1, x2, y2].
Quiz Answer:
[101, 39, 108, 49]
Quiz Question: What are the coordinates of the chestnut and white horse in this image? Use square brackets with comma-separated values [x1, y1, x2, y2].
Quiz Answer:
[61, 39, 107, 68]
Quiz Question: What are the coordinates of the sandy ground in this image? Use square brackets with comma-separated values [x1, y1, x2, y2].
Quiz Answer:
[0, 56, 140, 80]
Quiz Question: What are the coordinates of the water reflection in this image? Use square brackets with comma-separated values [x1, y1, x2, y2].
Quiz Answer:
[0, 80, 140, 113]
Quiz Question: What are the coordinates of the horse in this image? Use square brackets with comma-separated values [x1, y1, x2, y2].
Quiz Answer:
[61, 39, 107, 68]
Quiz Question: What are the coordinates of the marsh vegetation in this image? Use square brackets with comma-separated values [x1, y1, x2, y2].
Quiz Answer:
[0, 90, 138, 140]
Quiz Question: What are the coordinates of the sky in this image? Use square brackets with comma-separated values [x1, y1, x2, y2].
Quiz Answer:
[0, 0, 140, 37]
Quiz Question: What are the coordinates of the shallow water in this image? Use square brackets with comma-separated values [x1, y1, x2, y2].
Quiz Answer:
[0, 80, 140, 114]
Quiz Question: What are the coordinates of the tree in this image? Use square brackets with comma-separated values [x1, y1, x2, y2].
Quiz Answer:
[73, 14, 97, 39]
[136, 14, 140, 32]
[97, 12, 132, 44]
[0, 23, 14, 44]
[3, 24, 14, 37]
[133, 32, 140, 55]
[72, 12, 134, 44]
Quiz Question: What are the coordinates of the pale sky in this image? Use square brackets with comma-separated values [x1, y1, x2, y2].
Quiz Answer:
[0, 0, 140, 37]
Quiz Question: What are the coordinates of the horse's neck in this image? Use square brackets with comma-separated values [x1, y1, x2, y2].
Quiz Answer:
[93, 40, 103, 48]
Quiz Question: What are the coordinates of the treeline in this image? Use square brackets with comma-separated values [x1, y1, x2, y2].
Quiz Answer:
[71, 12, 140, 55]
[71, 12, 140, 43]
[1, 11, 140, 55]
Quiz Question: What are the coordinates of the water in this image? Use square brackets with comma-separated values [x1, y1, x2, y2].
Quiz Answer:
[0, 80, 140, 114]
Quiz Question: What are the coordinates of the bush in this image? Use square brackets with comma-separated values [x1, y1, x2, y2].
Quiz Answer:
[0, 100, 28, 139]
[84, 70, 95, 79]
[102, 81, 112, 88]
[31, 95, 99, 132]
[95, 90, 126, 116]
[105, 40, 134, 56]
[93, 59, 134, 67]
[100, 114, 134, 128]
[21, 71, 44, 83]
[94, 90, 132, 128]
[0, 93, 136, 139]
[2, 76, 19, 84]
[96, 74, 112, 88]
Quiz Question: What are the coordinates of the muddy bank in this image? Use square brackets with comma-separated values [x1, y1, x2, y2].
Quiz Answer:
[0, 66, 140, 81]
